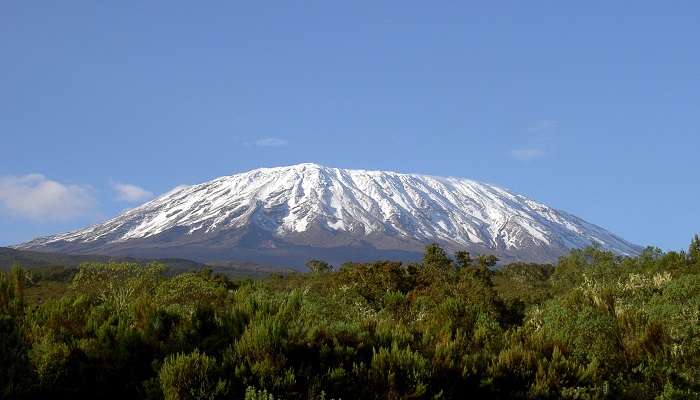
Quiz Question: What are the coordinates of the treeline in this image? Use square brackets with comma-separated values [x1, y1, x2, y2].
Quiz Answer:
[1, 237, 700, 399]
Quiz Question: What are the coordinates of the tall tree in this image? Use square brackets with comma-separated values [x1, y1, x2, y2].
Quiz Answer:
[689, 234, 700, 265]
[454, 250, 472, 269]
[423, 243, 452, 270]
[306, 259, 333, 274]
[476, 254, 499, 268]
[10, 264, 24, 307]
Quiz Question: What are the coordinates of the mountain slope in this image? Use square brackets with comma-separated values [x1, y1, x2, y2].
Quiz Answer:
[0, 247, 202, 272]
[18, 163, 641, 266]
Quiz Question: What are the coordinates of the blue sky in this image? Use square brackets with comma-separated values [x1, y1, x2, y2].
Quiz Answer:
[1, 2, 698, 251]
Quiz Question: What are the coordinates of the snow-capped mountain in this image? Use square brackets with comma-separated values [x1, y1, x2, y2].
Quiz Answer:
[18, 163, 641, 266]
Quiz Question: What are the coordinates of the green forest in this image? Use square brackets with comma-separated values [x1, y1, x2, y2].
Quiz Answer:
[2, 237, 700, 399]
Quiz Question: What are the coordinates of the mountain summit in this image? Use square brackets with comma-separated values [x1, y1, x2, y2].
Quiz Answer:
[18, 163, 640, 266]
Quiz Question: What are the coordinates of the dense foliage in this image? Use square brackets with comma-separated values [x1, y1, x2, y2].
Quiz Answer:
[1, 237, 699, 399]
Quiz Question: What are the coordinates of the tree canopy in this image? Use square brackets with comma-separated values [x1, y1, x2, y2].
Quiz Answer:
[1, 237, 699, 399]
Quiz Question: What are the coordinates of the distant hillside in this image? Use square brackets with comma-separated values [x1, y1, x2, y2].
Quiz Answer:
[0, 246, 201, 271]
[0, 247, 289, 279]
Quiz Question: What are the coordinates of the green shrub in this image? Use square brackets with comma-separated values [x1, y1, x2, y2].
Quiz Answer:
[159, 349, 228, 400]
[368, 342, 429, 398]
[245, 386, 276, 400]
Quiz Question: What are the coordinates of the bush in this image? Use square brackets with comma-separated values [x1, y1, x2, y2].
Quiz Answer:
[159, 349, 228, 400]
[367, 342, 429, 398]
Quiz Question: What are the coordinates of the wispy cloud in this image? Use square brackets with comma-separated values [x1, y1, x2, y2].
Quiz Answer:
[509, 147, 546, 161]
[510, 120, 559, 161]
[111, 181, 154, 203]
[527, 120, 559, 133]
[0, 174, 95, 220]
[247, 137, 288, 147]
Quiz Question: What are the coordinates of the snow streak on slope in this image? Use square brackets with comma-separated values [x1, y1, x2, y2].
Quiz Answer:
[20, 163, 639, 258]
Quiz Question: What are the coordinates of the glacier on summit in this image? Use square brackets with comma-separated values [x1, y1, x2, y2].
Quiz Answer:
[18, 163, 641, 266]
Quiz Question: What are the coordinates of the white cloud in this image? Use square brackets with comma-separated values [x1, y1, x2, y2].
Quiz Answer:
[111, 182, 154, 203]
[249, 137, 288, 147]
[527, 120, 559, 132]
[0, 174, 95, 220]
[510, 148, 546, 161]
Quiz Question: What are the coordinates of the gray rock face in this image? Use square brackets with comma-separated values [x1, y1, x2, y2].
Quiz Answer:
[18, 163, 641, 267]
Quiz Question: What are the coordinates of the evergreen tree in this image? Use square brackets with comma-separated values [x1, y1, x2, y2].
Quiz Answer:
[455, 250, 472, 269]
[476, 254, 499, 268]
[0, 265, 24, 315]
[10, 264, 24, 309]
[305, 259, 333, 274]
[423, 243, 452, 269]
[689, 234, 700, 265]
